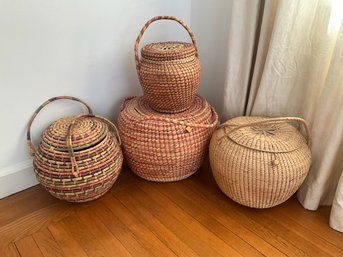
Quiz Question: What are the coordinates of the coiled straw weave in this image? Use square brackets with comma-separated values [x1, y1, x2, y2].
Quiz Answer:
[27, 96, 123, 202]
[135, 16, 201, 113]
[209, 116, 311, 208]
[118, 96, 218, 182]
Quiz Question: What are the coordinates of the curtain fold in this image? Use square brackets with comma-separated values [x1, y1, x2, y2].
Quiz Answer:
[222, 0, 343, 232]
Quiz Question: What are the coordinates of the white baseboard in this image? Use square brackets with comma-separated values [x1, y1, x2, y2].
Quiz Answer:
[0, 160, 38, 199]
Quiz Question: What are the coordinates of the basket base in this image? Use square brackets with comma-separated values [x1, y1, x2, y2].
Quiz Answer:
[131, 169, 197, 182]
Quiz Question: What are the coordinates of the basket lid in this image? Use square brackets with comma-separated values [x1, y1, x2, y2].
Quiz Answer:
[141, 41, 196, 61]
[223, 116, 307, 153]
[41, 116, 108, 152]
[120, 95, 218, 129]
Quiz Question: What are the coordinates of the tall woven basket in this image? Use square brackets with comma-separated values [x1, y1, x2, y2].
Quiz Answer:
[27, 96, 123, 202]
[135, 16, 201, 113]
[118, 96, 218, 182]
[209, 116, 311, 208]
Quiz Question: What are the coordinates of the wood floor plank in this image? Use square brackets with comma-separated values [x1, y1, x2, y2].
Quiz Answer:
[48, 221, 88, 257]
[279, 199, 343, 249]
[1, 163, 342, 257]
[60, 213, 114, 257]
[101, 195, 177, 257]
[0, 243, 21, 257]
[15, 235, 44, 257]
[190, 164, 342, 256]
[115, 189, 199, 257]
[186, 176, 309, 256]
[75, 208, 132, 257]
[128, 185, 224, 256]
[263, 207, 343, 256]
[92, 201, 153, 257]
[153, 181, 267, 257]
[0, 203, 75, 250]
[137, 181, 243, 257]
[0, 185, 58, 227]
[33, 228, 65, 257]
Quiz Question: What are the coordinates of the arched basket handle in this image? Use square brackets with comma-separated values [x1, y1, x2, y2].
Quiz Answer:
[219, 117, 311, 146]
[134, 16, 198, 71]
[67, 114, 121, 177]
[26, 96, 93, 157]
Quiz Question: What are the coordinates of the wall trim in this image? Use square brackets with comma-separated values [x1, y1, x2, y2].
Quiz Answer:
[0, 160, 38, 199]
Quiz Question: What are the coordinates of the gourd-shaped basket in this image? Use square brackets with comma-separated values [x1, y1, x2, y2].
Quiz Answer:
[135, 16, 201, 113]
[118, 96, 218, 182]
[27, 96, 123, 202]
[209, 116, 311, 208]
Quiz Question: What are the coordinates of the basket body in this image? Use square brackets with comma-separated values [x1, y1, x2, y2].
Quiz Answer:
[33, 117, 123, 202]
[139, 42, 200, 113]
[209, 116, 311, 208]
[118, 96, 218, 182]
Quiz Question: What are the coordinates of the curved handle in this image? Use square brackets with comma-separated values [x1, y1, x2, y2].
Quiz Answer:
[67, 114, 121, 177]
[219, 117, 311, 146]
[134, 16, 198, 71]
[27, 96, 93, 157]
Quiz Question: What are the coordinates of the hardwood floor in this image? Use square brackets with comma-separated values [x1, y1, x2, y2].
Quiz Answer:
[1, 161, 342, 257]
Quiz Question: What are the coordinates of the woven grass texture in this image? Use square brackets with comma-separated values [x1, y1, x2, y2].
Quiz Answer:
[209, 116, 311, 208]
[118, 96, 218, 182]
[27, 96, 123, 203]
[135, 16, 201, 113]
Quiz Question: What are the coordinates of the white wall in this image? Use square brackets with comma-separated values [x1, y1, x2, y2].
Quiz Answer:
[0, 0, 192, 197]
[0, 0, 232, 198]
[191, 0, 232, 116]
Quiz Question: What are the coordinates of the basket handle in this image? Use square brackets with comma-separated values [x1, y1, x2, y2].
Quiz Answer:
[219, 117, 311, 146]
[134, 16, 198, 71]
[27, 96, 93, 157]
[67, 114, 121, 177]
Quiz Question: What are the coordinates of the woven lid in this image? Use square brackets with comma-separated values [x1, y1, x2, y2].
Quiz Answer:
[223, 116, 307, 153]
[41, 117, 108, 152]
[141, 41, 196, 61]
[124, 95, 213, 124]
[119, 95, 218, 132]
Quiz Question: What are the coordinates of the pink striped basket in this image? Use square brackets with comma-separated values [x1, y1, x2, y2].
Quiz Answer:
[118, 95, 218, 182]
[27, 96, 123, 202]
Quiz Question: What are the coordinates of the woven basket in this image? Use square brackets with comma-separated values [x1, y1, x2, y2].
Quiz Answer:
[135, 16, 201, 113]
[27, 96, 123, 203]
[209, 116, 311, 208]
[118, 96, 218, 182]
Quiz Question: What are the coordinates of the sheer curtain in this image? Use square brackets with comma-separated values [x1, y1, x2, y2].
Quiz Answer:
[222, 0, 343, 232]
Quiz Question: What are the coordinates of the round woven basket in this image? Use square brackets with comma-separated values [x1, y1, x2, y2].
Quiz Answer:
[118, 96, 218, 182]
[27, 96, 123, 203]
[135, 16, 201, 113]
[209, 116, 311, 208]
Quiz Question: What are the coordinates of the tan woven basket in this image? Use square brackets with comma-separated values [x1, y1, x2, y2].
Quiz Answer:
[27, 96, 123, 203]
[209, 116, 311, 208]
[118, 96, 218, 182]
[135, 16, 201, 113]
